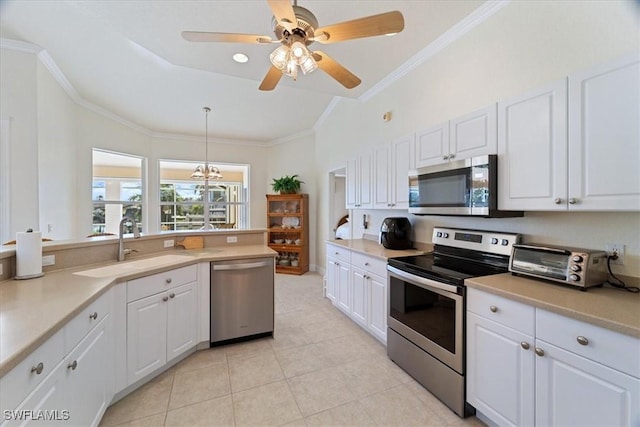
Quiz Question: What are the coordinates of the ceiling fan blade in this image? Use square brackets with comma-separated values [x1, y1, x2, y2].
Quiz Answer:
[313, 51, 361, 89]
[182, 31, 273, 44]
[267, 0, 297, 32]
[259, 65, 283, 91]
[314, 11, 404, 44]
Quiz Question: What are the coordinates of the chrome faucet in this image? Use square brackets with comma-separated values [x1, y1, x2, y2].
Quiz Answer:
[118, 216, 141, 261]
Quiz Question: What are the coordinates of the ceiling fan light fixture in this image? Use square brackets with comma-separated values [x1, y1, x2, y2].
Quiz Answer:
[299, 55, 317, 74]
[290, 41, 309, 63]
[284, 59, 299, 79]
[269, 45, 290, 70]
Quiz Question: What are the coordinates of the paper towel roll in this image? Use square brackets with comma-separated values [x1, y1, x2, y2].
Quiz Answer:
[15, 229, 44, 279]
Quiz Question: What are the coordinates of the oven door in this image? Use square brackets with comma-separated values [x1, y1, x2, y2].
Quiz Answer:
[387, 265, 464, 374]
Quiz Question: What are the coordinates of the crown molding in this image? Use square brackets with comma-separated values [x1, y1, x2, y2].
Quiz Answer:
[267, 128, 315, 147]
[1, 37, 269, 147]
[359, 0, 510, 103]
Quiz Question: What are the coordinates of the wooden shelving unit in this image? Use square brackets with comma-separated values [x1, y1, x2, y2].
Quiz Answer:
[266, 193, 309, 275]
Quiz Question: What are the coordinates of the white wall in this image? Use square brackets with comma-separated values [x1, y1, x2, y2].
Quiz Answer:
[0, 49, 39, 237]
[267, 132, 318, 269]
[37, 59, 78, 239]
[314, 0, 640, 278]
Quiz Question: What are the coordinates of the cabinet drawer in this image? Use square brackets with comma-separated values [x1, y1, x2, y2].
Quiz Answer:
[64, 288, 114, 353]
[0, 328, 65, 412]
[351, 252, 387, 277]
[467, 288, 535, 336]
[326, 244, 351, 264]
[127, 265, 197, 303]
[537, 309, 640, 378]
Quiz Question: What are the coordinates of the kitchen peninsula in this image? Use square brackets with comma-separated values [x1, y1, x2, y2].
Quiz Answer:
[0, 230, 276, 426]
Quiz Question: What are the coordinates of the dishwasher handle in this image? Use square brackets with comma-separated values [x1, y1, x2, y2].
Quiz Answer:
[212, 260, 273, 271]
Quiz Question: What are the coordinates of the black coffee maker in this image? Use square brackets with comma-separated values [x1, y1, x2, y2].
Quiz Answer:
[379, 217, 413, 250]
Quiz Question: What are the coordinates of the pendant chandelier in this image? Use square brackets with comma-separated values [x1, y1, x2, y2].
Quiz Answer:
[191, 106, 223, 181]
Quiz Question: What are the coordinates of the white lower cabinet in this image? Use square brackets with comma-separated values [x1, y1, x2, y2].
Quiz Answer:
[126, 266, 197, 385]
[0, 290, 114, 427]
[325, 244, 388, 344]
[467, 288, 640, 426]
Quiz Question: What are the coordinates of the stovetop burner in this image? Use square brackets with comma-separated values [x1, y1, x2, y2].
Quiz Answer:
[388, 227, 522, 286]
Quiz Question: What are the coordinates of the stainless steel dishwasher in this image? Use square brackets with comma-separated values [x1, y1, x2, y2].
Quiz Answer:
[210, 257, 274, 345]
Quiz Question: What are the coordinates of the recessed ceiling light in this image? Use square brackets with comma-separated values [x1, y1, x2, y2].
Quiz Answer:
[233, 53, 249, 63]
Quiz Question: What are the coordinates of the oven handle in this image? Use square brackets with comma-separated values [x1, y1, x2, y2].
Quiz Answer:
[387, 265, 461, 295]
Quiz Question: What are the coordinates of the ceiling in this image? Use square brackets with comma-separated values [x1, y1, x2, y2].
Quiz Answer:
[0, 0, 485, 143]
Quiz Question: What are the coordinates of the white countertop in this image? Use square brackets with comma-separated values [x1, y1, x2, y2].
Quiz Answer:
[0, 245, 276, 377]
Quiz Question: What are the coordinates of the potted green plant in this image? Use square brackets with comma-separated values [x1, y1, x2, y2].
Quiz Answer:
[271, 174, 304, 194]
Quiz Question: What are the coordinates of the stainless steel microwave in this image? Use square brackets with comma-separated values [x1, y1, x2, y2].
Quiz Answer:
[408, 154, 523, 217]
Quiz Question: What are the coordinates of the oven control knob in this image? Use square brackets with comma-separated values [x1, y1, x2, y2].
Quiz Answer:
[436, 232, 442, 238]
[501, 239, 509, 246]
[572, 255, 583, 263]
[570, 265, 582, 272]
[569, 274, 581, 282]
[491, 238, 498, 245]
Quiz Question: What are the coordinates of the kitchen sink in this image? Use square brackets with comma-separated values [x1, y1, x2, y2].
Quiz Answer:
[73, 254, 193, 278]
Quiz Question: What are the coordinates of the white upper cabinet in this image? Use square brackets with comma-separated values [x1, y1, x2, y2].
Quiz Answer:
[415, 104, 497, 168]
[346, 151, 372, 209]
[450, 104, 497, 162]
[415, 122, 449, 167]
[499, 54, 640, 212]
[373, 135, 414, 209]
[568, 55, 640, 211]
[498, 79, 568, 211]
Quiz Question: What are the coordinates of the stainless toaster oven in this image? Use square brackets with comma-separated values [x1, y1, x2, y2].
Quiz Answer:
[509, 244, 608, 289]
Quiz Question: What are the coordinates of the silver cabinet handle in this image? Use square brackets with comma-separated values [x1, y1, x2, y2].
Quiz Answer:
[31, 362, 44, 375]
[364, 262, 369, 266]
[169, 293, 175, 299]
[442, 155, 449, 160]
[535, 347, 545, 357]
[165, 278, 172, 284]
[162, 296, 169, 302]
[449, 154, 455, 160]
[576, 336, 589, 346]
[67, 360, 78, 370]
[489, 305, 498, 313]
[521, 342, 530, 350]
[89, 312, 98, 320]
[554, 198, 563, 205]
[569, 198, 578, 204]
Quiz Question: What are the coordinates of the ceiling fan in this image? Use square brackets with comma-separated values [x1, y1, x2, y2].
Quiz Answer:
[182, 0, 404, 91]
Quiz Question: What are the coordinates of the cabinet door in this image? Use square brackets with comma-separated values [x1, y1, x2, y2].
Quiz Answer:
[346, 157, 359, 209]
[415, 122, 449, 168]
[367, 273, 387, 344]
[535, 340, 640, 427]
[568, 55, 640, 211]
[63, 316, 111, 427]
[467, 312, 535, 427]
[4, 362, 66, 427]
[373, 144, 392, 209]
[350, 267, 368, 328]
[450, 104, 497, 161]
[358, 151, 373, 209]
[127, 293, 167, 385]
[325, 257, 338, 303]
[498, 79, 568, 211]
[336, 262, 351, 315]
[391, 135, 414, 209]
[167, 282, 197, 362]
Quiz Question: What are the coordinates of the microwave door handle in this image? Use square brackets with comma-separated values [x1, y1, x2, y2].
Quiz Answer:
[513, 244, 572, 255]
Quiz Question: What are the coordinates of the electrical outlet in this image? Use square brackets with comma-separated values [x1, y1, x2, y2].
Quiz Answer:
[42, 255, 56, 266]
[227, 236, 238, 243]
[164, 239, 175, 248]
[605, 243, 625, 265]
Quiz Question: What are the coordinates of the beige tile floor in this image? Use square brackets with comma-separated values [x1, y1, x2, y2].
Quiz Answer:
[100, 272, 486, 427]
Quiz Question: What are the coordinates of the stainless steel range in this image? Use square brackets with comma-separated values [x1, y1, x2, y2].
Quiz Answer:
[387, 227, 521, 417]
